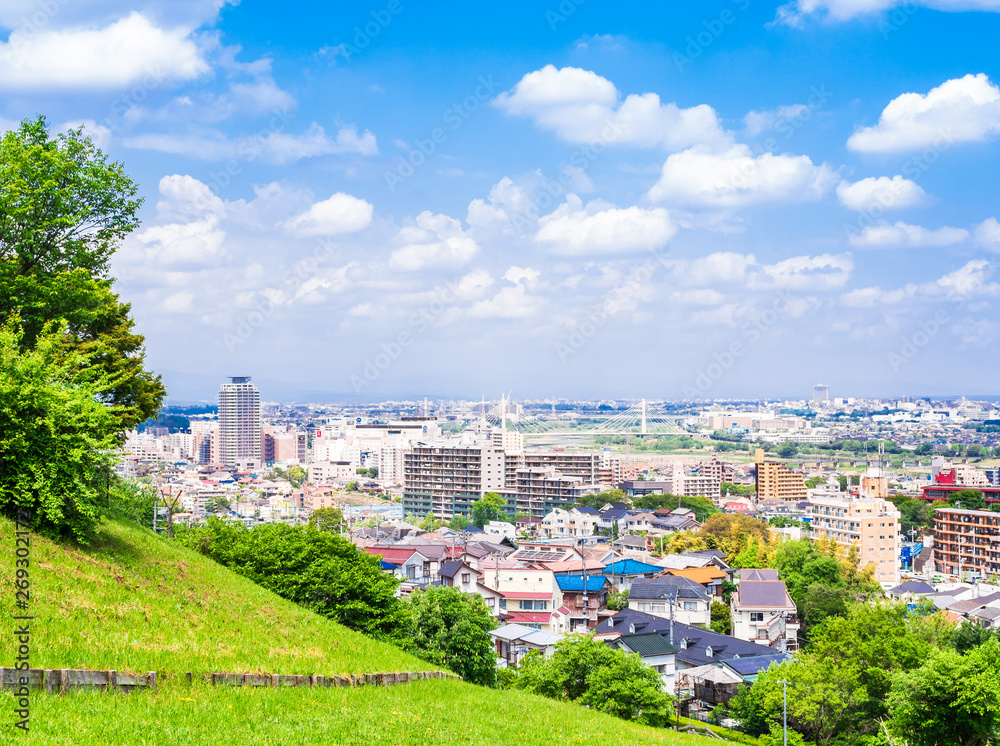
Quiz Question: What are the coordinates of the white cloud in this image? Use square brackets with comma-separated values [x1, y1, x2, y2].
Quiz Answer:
[848, 221, 970, 248]
[283, 193, 374, 237]
[161, 290, 196, 313]
[535, 195, 676, 255]
[453, 269, 495, 300]
[647, 144, 838, 207]
[493, 65, 729, 150]
[775, 0, 1000, 26]
[0, 13, 208, 90]
[672, 289, 727, 306]
[756, 253, 854, 290]
[975, 217, 1000, 250]
[847, 74, 1000, 153]
[156, 174, 225, 220]
[504, 266, 540, 285]
[389, 212, 479, 271]
[124, 123, 377, 164]
[136, 215, 226, 268]
[467, 177, 536, 234]
[836, 175, 927, 211]
[840, 286, 912, 307]
[931, 259, 1000, 300]
[743, 104, 811, 136]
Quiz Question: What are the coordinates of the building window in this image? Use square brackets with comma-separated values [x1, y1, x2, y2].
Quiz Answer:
[683, 602, 697, 611]
[462, 573, 471, 584]
[750, 612, 764, 622]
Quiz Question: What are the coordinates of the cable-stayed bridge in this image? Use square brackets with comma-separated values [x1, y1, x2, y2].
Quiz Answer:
[480, 396, 686, 436]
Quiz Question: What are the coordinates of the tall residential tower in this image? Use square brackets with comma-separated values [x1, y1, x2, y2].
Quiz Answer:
[218, 376, 261, 468]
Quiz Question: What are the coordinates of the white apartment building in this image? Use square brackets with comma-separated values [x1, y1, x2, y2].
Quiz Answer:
[808, 493, 902, 584]
[307, 461, 356, 484]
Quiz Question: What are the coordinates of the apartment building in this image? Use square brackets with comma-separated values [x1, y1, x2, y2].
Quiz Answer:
[933, 507, 1000, 579]
[402, 444, 507, 519]
[307, 461, 355, 484]
[807, 492, 901, 584]
[517, 451, 621, 487]
[218, 377, 261, 468]
[503, 468, 600, 519]
[668, 468, 722, 501]
[540, 507, 601, 538]
[754, 449, 807, 502]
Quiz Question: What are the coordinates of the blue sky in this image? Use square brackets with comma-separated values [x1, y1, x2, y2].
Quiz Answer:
[3, 0, 1000, 402]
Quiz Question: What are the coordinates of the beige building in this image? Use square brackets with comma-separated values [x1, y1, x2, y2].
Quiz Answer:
[808, 493, 901, 584]
[755, 449, 807, 502]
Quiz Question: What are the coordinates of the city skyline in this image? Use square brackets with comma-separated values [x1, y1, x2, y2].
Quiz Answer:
[3, 2, 1000, 400]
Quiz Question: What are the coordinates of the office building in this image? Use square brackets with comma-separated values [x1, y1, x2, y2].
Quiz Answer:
[813, 384, 829, 405]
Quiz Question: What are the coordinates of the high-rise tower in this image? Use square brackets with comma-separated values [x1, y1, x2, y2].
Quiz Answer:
[218, 376, 261, 468]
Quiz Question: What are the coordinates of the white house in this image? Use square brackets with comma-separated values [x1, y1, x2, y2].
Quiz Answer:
[628, 577, 711, 627]
[730, 570, 798, 652]
[540, 507, 601, 539]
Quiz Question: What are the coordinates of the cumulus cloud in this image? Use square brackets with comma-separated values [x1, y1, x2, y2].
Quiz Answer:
[0, 13, 208, 90]
[534, 195, 676, 255]
[124, 122, 377, 163]
[156, 174, 226, 219]
[136, 215, 227, 268]
[493, 65, 729, 150]
[836, 175, 928, 211]
[848, 221, 970, 248]
[469, 267, 543, 319]
[647, 144, 838, 207]
[847, 74, 1000, 153]
[283, 193, 374, 237]
[776, 0, 1000, 26]
[667, 251, 852, 290]
[975, 217, 1000, 249]
[389, 212, 479, 271]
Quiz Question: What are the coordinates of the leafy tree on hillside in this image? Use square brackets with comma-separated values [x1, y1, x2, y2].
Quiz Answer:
[406, 586, 497, 687]
[0, 117, 165, 539]
[948, 489, 986, 511]
[515, 635, 674, 727]
[888, 637, 1000, 746]
[0, 117, 164, 429]
[308, 507, 345, 533]
[181, 519, 410, 640]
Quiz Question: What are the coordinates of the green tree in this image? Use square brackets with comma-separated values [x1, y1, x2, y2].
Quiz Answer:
[0, 116, 164, 429]
[345, 481, 359, 492]
[607, 589, 629, 611]
[948, 489, 986, 511]
[308, 506, 345, 533]
[0, 323, 122, 542]
[471, 491, 510, 528]
[514, 635, 673, 726]
[287, 465, 307, 487]
[951, 621, 997, 655]
[406, 585, 497, 687]
[888, 637, 1000, 746]
[179, 519, 409, 640]
[710, 601, 732, 635]
[448, 514, 471, 530]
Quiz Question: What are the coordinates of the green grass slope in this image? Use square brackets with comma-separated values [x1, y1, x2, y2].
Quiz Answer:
[1, 517, 706, 745]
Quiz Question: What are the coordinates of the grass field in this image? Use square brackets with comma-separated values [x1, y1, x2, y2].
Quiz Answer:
[0, 516, 707, 745]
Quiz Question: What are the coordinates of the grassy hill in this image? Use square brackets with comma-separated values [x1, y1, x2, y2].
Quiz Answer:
[1, 516, 707, 745]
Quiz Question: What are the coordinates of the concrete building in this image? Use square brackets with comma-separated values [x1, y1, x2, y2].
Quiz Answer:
[813, 384, 829, 405]
[807, 492, 902, 584]
[754, 449, 807, 502]
[933, 507, 1000, 579]
[540, 507, 602, 539]
[307, 461, 356, 484]
[402, 444, 507, 519]
[730, 569, 798, 652]
[218, 377, 261, 468]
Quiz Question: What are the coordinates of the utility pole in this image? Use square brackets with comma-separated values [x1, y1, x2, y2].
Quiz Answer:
[781, 678, 788, 746]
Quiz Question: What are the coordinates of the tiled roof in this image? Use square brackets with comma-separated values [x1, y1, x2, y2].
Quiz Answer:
[365, 546, 417, 563]
[630, 576, 709, 602]
[616, 632, 677, 657]
[667, 567, 727, 585]
[739, 569, 779, 581]
[505, 612, 553, 623]
[501, 591, 552, 599]
[737, 580, 795, 609]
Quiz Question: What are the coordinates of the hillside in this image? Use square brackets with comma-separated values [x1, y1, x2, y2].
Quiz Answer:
[1, 517, 705, 745]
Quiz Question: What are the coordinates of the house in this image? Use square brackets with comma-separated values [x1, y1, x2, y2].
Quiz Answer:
[628, 576, 712, 627]
[491, 624, 562, 668]
[540, 508, 601, 538]
[603, 558, 664, 593]
[625, 511, 657, 533]
[595, 608, 788, 672]
[598, 502, 633, 533]
[555, 574, 608, 631]
[886, 580, 936, 604]
[730, 573, 799, 652]
[664, 566, 728, 598]
[484, 521, 516, 540]
[438, 560, 480, 593]
[365, 546, 434, 584]
[612, 535, 647, 553]
[607, 632, 678, 693]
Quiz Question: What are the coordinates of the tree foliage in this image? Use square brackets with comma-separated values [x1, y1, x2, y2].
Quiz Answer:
[405, 586, 497, 687]
[0, 323, 122, 542]
[0, 116, 164, 430]
[710, 601, 732, 635]
[514, 635, 674, 727]
[471, 491, 510, 528]
[179, 518, 410, 640]
[308, 506, 345, 533]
